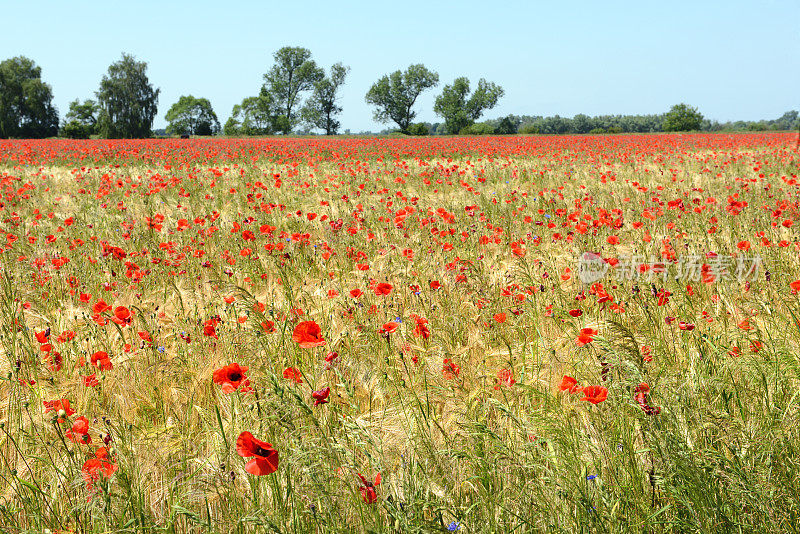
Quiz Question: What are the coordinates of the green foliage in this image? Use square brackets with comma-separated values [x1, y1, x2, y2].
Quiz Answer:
[434, 77, 504, 134]
[263, 47, 324, 135]
[60, 99, 99, 139]
[165, 95, 220, 136]
[406, 122, 429, 136]
[301, 63, 349, 135]
[226, 88, 278, 136]
[589, 127, 606, 134]
[0, 56, 59, 138]
[493, 115, 519, 135]
[459, 121, 495, 135]
[519, 123, 540, 135]
[95, 53, 159, 138]
[662, 103, 703, 132]
[365, 64, 439, 133]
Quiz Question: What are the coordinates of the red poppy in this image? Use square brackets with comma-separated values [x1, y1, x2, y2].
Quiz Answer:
[92, 300, 112, 315]
[357, 473, 381, 504]
[213, 363, 250, 393]
[292, 321, 326, 348]
[442, 358, 460, 380]
[44, 398, 75, 419]
[66, 416, 92, 444]
[559, 376, 580, 393]
[493, 313, 507, 324]
[283, 367, 303, 383]
[35, 329, 50, 343]
[494, 368, 515, 389]
[429, 280, 441, 290]
[349, 289, 363, 298]
[580, 385, 608, 404]
[374, 282, 393, 296]
[312, 386, 330, 406]
[379, 322, 399, 334]
[82, 447, 118, 490]
[83, 374, 99, 388]
[113, 306, 133, 325]
[236, 431, 279, 475]
[91, 351, 113, 371]
[576, 328, 598, 346]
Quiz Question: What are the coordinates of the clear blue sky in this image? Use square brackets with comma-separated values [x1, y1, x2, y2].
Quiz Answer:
[3, 0, 798, 131]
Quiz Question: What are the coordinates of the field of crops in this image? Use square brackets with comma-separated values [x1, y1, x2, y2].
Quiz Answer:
[1, 133, 799, 533]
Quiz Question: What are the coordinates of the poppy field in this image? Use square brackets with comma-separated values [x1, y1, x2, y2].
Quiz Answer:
[1, 133, 800, 532]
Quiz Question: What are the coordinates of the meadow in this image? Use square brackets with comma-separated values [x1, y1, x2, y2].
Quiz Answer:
[0, 133, 799, 533]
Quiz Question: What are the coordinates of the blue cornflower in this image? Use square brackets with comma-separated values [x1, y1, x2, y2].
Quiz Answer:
[447, 521, 461, 531]
[587, 474, 598, 481]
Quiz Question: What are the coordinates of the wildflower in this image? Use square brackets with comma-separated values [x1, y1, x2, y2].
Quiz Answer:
[82, 447, 117, 491]
[559, 376, 581, 393]
[576, 328, 598, 346]
[357, 473, 381, 504]
[44, 398, 75, 421]
[379, 322, 399, 335]
[292, 321, 326, 348]
[213, 363, 250, 393]
[493, 312, 507, 324]
[447, 521, 461, 531]
[374, 282, 393, 296]
[66, 416, 92, 444]
[83, 374, 100, 388]
[494, 369, 516, 389]
[236, 431, 279, 475]
[312, 386, 330, 406]
[442, 358, 460, 380]
[324, 351, 339, 370]
[113, 306, 133, 325]
[283, 367, 303, 383]
[580, 385, 608, 404]
[90, 351, 113, 371]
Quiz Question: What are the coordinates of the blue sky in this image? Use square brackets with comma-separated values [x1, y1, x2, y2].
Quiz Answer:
[3, 0, 798, 131]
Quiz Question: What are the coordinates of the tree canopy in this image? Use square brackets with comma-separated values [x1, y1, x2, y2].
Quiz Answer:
[60, 99, 99, 139]
[365, 64, 439, 133]
[301, 63, 350, 135]
[96, 53, 160, 138]
[662, 103, 704, 132]
[165, 95, 220, 136]
[224, 88, 278, 136]
[0, 56, 59, 139]
[433, 77, 504, 134]
[262, 47, 324, 134]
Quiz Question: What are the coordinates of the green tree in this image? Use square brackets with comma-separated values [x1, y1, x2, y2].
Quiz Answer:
[96, 53, 160, 138]
[0, 56, 59, 138]
[662, 103, 703, 132]
[263, 47, 324, 134]
[165, 96, 220, 136]
[301, 63, 349, 135]
[60, 99, 99, 139]
[433, 77, 504, 134]
[226, 89, 278, 136]
[365, 64, 439, 134]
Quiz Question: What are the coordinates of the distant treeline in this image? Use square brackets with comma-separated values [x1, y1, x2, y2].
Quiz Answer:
[397, 110, 800, 137]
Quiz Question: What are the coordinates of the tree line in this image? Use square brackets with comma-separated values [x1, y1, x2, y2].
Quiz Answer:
[1, 49, 798, 139]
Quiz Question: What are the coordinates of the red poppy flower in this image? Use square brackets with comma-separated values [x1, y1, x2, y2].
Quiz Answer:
[494, 368, 515, 389]
[91, 351, 113, 371]
[493, 313, 507, 324]
[312, 386, 330, 406]
[292, 321, 326, 348]
[580, 385, 608, 404]
[283, 367, 303, 383]
[442, 358, 460, 380]
[66, 416, 92, 444]
[44, 398, 75, 419]
[35, 329, 50, 343]
[374, 283, 393, 296]
[559, 376, 580, 393]
[576, 328, 598, 346]
[82, 447, 117, 490]
[429, 280, 441, 290]
[357, 473, 381, 504]
[213, 363, 250, 393]
[349, 289, 363, 298]
[236, 431, 279, 475]
[379, 322, 399, 334]
[92, 300, 112, 315]
[113, 306, 132, 325]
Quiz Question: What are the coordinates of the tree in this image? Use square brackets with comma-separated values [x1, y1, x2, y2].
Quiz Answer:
[165, 96, 220, 136]
[0, 56, 59, 138]
[96, 53, 160, 138]
[225, 88, 278, 136]
[301, 63, 349, 135]
[61, 99, 99, 139]
[433, 77, 504, 134]
[262, 47, 324, 134]
[662, 103, 703, 132]
[365, 64, 439, 133]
